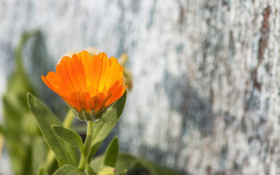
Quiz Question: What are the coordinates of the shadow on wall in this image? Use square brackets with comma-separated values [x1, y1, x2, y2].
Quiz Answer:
[136, 72, 216, 175]
[164, 71, 215, 137]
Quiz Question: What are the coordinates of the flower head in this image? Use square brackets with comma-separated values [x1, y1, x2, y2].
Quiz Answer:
[42, 51, 127, 121]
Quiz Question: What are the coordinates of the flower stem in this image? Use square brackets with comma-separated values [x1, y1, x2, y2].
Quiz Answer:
[78, 121, 94, 171]
[63, 110, 75, 128]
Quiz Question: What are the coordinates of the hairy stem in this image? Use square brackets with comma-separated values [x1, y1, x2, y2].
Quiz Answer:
[78, 121, 94, 170]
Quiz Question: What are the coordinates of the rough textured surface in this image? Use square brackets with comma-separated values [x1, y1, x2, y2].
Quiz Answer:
[1, 0, 280, 174]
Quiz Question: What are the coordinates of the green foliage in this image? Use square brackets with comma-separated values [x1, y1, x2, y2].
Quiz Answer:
[102, 137, 119, 168]
[97, 167, 115, 175]
[1, 31, 43, 175]
[32, 137, 48, 175]
[86, 165, 97, 175]
[53, 165, 84, 175]
[115, 153, 137, 171]
[137, 157, 180, 175]
[91, 152, 180, 175]
[88, 92, 126, 162]
[90, 137, 119, 173]
[52, 125, 83, 152]
[117, 169, 127, 175]
[27, 93, 79, 166]
[38, 168, 49, 175]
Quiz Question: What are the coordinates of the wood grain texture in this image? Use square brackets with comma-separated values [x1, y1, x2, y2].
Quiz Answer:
[1, 0, 280, 174]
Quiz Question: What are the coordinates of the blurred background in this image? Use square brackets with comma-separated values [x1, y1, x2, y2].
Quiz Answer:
[1, 0, 280, 174]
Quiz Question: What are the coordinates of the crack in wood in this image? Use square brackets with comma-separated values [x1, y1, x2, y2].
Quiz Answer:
[178, 1, 185, 25]
[251, 6, 271, 91]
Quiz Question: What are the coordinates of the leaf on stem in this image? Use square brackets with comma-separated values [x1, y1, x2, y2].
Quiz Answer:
[88, 92, 126, 162]
[52, 125, 83, 152]
[27, 93, 78, 166]
[53, 164, 83, 175]
[91, 152, 180, 175]
[38, 167, 49, 175]
[117, 169, 127, 175]
[32, 137, 48, 175]
[86, 165, 97, 175]
[97, 167, 116, 175]
[102, 136, 119, 168]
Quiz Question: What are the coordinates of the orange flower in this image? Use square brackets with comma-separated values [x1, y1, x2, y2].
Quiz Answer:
[41, 51, 127, 121]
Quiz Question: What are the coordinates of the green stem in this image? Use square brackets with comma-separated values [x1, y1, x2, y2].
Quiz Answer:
[43, 151, 55, 172]
[63, 110, 75, 128]
[44, 110, 74, 171]
[78, 121, 94, 171]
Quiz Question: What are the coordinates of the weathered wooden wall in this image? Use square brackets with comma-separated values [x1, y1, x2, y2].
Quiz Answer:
[1, 0, 280, 174]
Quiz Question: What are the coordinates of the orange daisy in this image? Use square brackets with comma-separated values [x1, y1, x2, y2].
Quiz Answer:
[41, 50, 127, 121]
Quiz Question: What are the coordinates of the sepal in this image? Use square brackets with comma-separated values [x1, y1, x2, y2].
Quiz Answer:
[70, 107, 107, 123]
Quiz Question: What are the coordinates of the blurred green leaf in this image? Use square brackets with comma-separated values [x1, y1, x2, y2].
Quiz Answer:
[97, 167, 116, 175]
[117, 169, 127, 175]
[7, 31, 37, 95]
[137, 157, 180, 175]
[88, 141, 102, 164]
[32, 137, 48, 175]
[53, 164, 84, 175]
[1, 31, 40, 175]
[90, 154, 103, 172]
[71, 124, 87, 134]
[102, 137, 119, 168]
[27, 93, 78, 166]
[2, 96, 24, 138]
[3, 95, 34, 175]
[52, 125, 83, 152]
[0, 124, 4, 136]
[91, 152, 179, 175]
[86, 165, 97, 175]
[38, 167, 49, 175]
[115, 153, 137, 171]
[88, 92, 126, 162]
[9, 143, 33, 175]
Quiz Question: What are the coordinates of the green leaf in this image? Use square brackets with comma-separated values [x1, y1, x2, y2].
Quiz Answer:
[97, 167, 116, 175]
[88, 141, 102, 160]
[90, 155, 103, 172]
[90, 152, 129, 173]
[137, 158, 180, 175]
[32, 137, 48, 175]
[0, 124, 5, 136]
[115, 153, 137, 171]
[102, 137, 119, 168]
[117, 169, 127, 175]
[136, 158, 157, 175]
[118, 153, 180, 175]
[1, 31, 41, 175]
[27, 93, 78, 166]
[86, 165, 97, 175]
[38, 167, 49, 175]
[52, 125, 83, 152]
[54, 164, 83, 175]
[2, 96, 23, 138]
[88, 92, 126, 162]
[7, 31, 37, 95]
